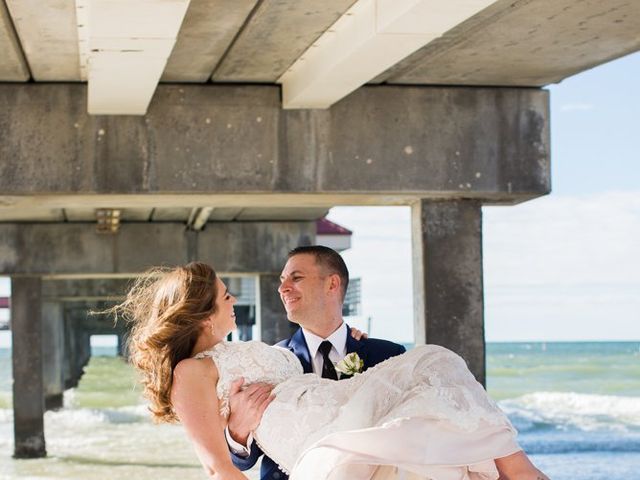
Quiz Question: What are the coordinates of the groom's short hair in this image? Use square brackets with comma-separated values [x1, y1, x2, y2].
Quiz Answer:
[288, 245, 349, 301]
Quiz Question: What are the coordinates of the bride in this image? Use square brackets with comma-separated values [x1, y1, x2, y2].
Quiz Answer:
[115, 262, 548, 480]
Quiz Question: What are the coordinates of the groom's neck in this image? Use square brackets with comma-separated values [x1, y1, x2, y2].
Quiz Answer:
[303, 316, 344, 339]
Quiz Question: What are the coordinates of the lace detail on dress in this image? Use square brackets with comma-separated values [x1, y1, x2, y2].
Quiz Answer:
[194, 342, 518, 479]
[193, 341, 302, 418]
[255, 344, 518, 475]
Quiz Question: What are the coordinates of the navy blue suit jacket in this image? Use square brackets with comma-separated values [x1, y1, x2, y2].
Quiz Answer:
[230, 325, 406, 480]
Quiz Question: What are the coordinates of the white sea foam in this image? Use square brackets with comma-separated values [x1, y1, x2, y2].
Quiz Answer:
[0, 408, 12, 423]
[500, 392, 640, 432]
[43, 404, 150, 428]
[63, 387, 77, 407]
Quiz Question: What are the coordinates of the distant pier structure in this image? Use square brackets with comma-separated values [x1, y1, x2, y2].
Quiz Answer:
[1, 0, 639, 460]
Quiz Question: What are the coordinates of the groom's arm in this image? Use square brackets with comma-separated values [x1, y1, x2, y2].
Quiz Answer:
[228, 436, 264, 470]
[226, 378, 274, 470]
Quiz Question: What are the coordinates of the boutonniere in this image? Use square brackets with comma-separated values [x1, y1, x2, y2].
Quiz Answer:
[334, 352, 364, 378]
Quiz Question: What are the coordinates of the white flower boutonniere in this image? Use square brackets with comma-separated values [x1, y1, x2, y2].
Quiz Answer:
[334, 352, 364, 377]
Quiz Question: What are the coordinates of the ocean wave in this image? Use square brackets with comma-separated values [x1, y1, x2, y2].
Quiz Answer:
[499, 392, 640, 433]
[519, 432, 640, 454]
[44, 404, 151, 426]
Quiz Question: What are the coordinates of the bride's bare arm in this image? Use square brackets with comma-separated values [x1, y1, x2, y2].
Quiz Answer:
[172, 357, 247, 480]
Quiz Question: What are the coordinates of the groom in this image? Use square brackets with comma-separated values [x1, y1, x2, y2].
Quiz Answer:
[226, 245, 406, 480]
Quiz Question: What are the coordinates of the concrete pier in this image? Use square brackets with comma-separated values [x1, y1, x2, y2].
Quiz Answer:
[4, 220, 316, 456]
[0, 81, 550, 457]
[42, 301, 65, 410]
[412, 200, 486, 385]
[11, 277, 46, 458]
[259, 274, 295, 345]
[62, 309, 91, 391]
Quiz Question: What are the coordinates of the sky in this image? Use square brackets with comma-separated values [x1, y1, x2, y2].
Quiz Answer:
[1, 53, 639, 345]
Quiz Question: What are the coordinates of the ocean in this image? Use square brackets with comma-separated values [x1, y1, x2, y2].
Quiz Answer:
[1, 341, 639, 479]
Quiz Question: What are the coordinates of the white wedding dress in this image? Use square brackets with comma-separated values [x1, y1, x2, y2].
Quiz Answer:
[194, 341, 521, 480]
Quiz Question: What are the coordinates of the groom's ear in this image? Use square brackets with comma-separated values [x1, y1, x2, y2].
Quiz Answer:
[327, 273, 341, 296]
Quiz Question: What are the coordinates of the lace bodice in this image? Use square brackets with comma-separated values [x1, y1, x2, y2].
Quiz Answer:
[193, 341, 302, 417]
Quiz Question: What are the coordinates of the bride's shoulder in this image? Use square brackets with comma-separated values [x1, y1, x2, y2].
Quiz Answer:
[171, 357, 219, 406]
[174, 355, 218, 382]
[241, 340, 272, 350]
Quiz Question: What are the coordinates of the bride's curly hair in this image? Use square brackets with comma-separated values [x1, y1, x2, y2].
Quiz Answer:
[111, 262, 219, 423]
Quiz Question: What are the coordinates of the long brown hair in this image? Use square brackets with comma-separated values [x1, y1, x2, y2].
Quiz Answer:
[113, 262, 219, 423]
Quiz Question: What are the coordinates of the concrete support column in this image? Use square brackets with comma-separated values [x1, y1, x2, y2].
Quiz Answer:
[62, 315, 77, 389]
[117, 331, 129, 359]
[62, 307, 90, 389]
[11, 276, 47, 458]
[258, 274, 294, 345]
[42, 301, 65, 410]
[78, 330, 91, 369]
[411, 199, 486, 385]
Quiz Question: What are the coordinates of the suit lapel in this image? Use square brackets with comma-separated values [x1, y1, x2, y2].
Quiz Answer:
[288, 328, 313, 374]
[344, 324, 369, 370]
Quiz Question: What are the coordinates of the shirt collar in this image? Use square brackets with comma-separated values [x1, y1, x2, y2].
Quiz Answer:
[302, 322, 347, 358]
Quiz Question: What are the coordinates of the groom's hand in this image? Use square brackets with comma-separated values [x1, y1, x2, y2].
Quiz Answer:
[227, 377, 275, 446]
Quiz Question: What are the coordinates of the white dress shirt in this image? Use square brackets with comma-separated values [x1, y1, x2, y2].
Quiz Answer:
[227, 323, 347, 455]
[302, 323, 347, 375]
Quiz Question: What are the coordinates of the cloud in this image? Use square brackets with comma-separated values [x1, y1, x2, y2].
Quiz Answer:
[328, 192, 640, 342]
[483, 191, 640, 340]
[483, 191, 640, 285]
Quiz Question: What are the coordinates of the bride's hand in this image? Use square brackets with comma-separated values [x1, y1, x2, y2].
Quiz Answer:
[350, 326, 369, 341]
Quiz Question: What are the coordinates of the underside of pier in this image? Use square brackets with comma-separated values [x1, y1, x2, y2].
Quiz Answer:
[2, 0, 638, 458]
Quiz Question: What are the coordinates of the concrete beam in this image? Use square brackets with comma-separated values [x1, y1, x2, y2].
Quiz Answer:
[162, 0, 257, 82]
[11, 277, 46, 458]
[0, 222, 315, 276]
[412, 199, 485, 385]
[43, 279, 131, 301]
[60, 300, 127, 335]
[0, 0, 30, 81]
[0, 84, 549, 204]
[377, 0, 640, 87]
[213, 0, 357, 82]
[5, 0, 80, 81]
[82, 0, 191, 114]
[279, 0, 495, 108]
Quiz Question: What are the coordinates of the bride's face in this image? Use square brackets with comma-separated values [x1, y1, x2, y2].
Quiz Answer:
[210, 278, 237, 336]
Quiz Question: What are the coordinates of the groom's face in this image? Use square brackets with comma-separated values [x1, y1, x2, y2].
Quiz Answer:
[279, 254, 328, 323]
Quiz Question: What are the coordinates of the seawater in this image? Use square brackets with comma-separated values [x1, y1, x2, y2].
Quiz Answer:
[487, 342, 640, 479]
[0, 342, 639, 479]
